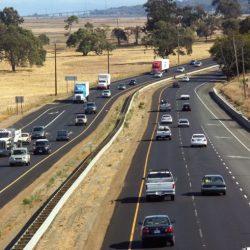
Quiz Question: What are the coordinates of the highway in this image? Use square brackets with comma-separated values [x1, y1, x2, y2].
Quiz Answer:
[0, 59, 216, 208]
[101, 70, 250, 249]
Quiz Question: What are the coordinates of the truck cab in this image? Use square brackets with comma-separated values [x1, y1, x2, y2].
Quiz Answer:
[73, 82, 89, 103]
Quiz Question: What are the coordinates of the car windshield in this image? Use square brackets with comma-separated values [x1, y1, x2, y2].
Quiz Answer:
[203, 176, 224, 184]
[179, 120, 188, 123]
[36, 141, 48, 146]
[0, 132, 9, 138]
[87, 103, 95, 107]
[77, 115, 85, 118]
[21, 134, 28, 137]
[193, 135, 205, 138]
[57, 131, 67, 136]
[144, 216, 170, 226]
[33, 127, 43, 132]
[13, 149, 26, 155]
[148, 172, 171, 178]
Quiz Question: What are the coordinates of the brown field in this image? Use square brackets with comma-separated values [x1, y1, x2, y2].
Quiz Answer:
[0, 17, 213, 122]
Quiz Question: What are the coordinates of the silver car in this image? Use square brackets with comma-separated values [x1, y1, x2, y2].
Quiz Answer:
[201, 175, 226, 195]
[178, 118, 190, 127]
[9, 147, 30, 166]
[191, 133, 207, 147]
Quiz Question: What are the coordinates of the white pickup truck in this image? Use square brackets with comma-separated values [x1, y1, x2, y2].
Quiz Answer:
[145, 169, 176, 201]
[155, 125, 172, 140]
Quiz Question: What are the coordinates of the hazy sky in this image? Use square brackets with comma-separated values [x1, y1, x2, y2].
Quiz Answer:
[0, 0, 147, 15]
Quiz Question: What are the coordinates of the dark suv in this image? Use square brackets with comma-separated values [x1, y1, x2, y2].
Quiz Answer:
[33, 139, 51, 155]
[129, 79, 137, 85]
[31, 126, 46, 139]
[182, 103, 191, 111]
[172, 81, 180, 88]
[84, 102, 97, 114]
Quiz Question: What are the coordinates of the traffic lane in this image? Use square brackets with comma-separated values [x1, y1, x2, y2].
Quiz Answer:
[101, 87, 167, 250]
[179, 79, 250, 248]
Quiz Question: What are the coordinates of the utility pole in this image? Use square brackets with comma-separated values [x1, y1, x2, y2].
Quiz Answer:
[241, 46, 247, 98]
[232, 36, 240, 84]
[107, 49, 110, 74]
[54, 43, 58, 96]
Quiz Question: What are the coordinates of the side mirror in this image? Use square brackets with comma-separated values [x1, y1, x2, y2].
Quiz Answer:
[138, 221, 142, 225]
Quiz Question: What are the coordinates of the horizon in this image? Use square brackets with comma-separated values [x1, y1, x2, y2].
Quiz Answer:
[0, 0, 147, 16]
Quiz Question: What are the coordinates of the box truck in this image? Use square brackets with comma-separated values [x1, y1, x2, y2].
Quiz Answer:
[97, 74, 111, 90]
[151, 59, 170, 74]
[73, 82, 89, 103]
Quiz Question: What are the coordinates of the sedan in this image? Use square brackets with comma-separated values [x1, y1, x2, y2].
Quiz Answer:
[181, 76, 190, 82]
[176, 66, 185, 72]
[102, 89, 111, 98]
[194, 61, 202, 67]
[191, 133, 207, 147]
[178, 118, 190, 127]
[182, 103, 191, 111]
[160, 114, 173, 124]
[56, 130, 70, 141]
[190, 59, 197, 65]
[201, 174, 226, 195]
[141, 215, 175, 247]
[180, 94, 190, 100]
[129, 79, 137, 85]
[117, 83, 127, 90]
[154, 72, 163, 78]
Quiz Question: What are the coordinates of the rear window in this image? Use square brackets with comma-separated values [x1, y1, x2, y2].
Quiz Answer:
[144, 216, 170, 226]
[147, 172, 171, 178]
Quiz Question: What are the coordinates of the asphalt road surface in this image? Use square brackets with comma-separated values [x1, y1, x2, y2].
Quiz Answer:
[0, 59, 216, 208]
[101, 70, 250, 249]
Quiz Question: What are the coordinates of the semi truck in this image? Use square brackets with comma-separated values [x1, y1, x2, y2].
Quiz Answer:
[97, 73, 111, 90]
[151, 59, 170, 74]
[73, 82, 89, 103]
[0, 128, 22, 156]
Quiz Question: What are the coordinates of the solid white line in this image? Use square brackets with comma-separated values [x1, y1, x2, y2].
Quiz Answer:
[227, 155, 250, 160]
[195, 83, 250, 153]
[44, 110, 66, 128]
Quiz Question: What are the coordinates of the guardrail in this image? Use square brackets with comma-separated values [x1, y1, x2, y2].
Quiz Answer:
[8, 64, 219, 250]
[210, 88, 250, 132]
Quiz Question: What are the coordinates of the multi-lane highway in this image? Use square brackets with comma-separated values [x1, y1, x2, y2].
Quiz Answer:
[101, 70, 250, 249]
[0, 59, 216, 208]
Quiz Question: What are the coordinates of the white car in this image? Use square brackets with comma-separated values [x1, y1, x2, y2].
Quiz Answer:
[191, 134, 207, 147]
[178, 118, 190, 127]
[160, 114, 173, 124]
[181, 76, 190, 82]
[102, 89, 111, 98]
[176, 66, 185, 72]
[180, 94, 190, 100]
[18, 132, 31, 144]
[154, 72, 163, 78]
[75, 113, 87, 125]
[194, 61, 202, 67]
[9, 147, 31, 166]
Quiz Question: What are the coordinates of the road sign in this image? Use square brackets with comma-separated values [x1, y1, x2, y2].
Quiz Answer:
[65, 76, 77, 81]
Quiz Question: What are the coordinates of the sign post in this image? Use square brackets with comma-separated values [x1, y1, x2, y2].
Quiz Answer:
[65, 76, 77, 93]
[15, 96, 24, 114]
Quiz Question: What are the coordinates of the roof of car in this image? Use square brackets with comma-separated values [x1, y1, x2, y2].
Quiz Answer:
[144, 215, 170, 219]
[36, 139, 49, 142]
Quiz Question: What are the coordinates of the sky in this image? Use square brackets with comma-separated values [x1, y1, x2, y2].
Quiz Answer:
[0, 0, 147, 16]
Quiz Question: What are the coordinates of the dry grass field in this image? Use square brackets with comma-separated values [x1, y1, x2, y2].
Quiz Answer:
[0, 17, 213, 122]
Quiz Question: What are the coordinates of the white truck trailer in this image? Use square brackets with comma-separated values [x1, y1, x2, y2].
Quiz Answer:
[97, 73, 111, 90]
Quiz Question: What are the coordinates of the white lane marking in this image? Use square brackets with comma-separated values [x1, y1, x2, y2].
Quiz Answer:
[48, 111, 59, 115]
[206, 123, 221, 126]
[227, 155, 250, 160]
[199, 229, 203, 238]
[195, 83, 250, 153]
[44, 110, 65, 128]
[215, 136, 232, 139]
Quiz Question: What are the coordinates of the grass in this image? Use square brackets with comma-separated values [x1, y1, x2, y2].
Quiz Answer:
[0, 16, 213, 122]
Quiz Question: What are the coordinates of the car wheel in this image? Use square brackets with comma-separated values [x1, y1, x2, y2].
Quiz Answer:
[223, 191, 226, 195]
[171, 195, 175, 201]
[141, 240, 147, 247]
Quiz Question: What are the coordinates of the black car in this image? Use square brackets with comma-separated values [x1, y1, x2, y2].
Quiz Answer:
[172, 81, 180, 88]
[84, 102, 97, 114]
[141, 215, 175, 247]
[56, 130, 70, 141]
[31, 126, 46, 139]
[129, 79, 137, 85]
[182, 103, 191, 111]
[33, 139, 51, 155]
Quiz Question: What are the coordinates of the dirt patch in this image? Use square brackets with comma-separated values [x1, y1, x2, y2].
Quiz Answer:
[34, 82, 166, 250]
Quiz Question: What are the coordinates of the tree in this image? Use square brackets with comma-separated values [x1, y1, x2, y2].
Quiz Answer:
[239, 17, 250, 34]
[66, 27, 111, 56]
[64, 15, 78, 35]
[144, 0, 177, 31]
[132, 26, 143, 45]
[222, 18, 239, 36]
[212, 0, 241, 19]
[38, 34, 50, 45]
[0, 25, 46, 71]
[111, 28, 127, 46]
[0, 7, 24, 26]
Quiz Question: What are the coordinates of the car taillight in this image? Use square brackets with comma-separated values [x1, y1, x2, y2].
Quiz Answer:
[142, 227, 150, 235]
[172, 183, 175, 189]
[165, 226, 173, 233]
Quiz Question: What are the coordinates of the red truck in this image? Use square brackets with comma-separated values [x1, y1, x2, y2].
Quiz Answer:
[151, 59, 170, 74]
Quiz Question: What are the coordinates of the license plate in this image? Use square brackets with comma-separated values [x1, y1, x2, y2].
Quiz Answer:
[154, 229, 160, 234]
